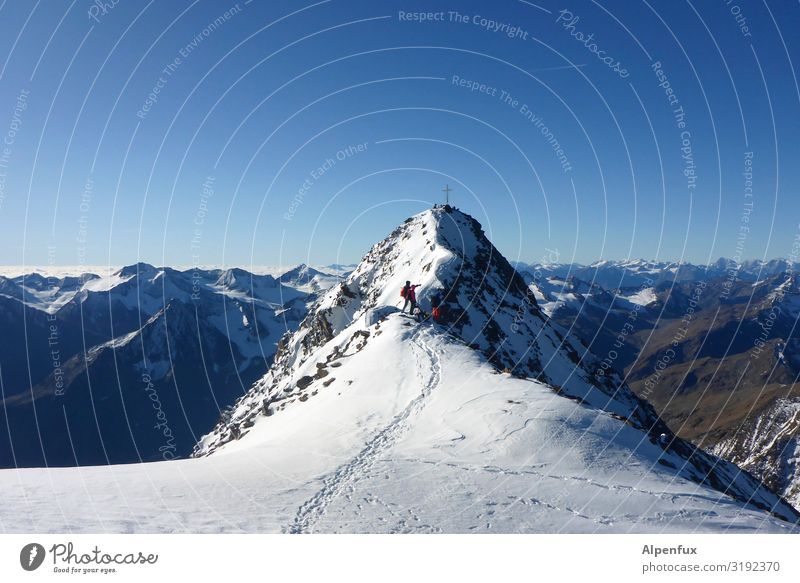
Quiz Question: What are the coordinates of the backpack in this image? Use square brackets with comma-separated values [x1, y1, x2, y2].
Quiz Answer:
[400, 286, 407, 298]
[432, 307, 440, 320]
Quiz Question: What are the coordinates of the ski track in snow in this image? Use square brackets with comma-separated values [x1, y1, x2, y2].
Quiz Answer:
[286, 325, 442, 534]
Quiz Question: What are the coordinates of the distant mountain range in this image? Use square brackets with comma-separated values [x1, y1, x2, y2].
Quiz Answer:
[515, 259, 800, 508]
[513, 258, 798, 289]
[0, 263, 350, 467]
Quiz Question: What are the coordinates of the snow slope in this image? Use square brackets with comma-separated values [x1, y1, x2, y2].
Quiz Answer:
[0, 315, 795, 533]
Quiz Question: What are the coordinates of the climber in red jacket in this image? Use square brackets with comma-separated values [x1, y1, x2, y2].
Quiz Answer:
[400, 280, 421, 314]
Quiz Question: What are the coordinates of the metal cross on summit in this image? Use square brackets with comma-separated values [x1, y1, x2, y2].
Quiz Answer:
[442, 184, 452, 205]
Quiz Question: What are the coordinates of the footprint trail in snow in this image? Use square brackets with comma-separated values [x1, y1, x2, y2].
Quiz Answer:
[286, 326, 441, 534]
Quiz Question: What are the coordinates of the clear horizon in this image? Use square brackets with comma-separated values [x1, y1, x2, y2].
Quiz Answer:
[3, 254, 800, 274]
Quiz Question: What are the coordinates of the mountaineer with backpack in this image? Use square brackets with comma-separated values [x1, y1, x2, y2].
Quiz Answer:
[400, 280, 421, 314]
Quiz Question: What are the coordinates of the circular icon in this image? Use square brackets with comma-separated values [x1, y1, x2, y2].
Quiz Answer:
[19, 543, 46, 571]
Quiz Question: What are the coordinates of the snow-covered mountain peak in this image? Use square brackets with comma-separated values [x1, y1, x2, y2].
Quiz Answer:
[341, 205, 526, 309]
[191, 207, 799, 526]
[279, 262, 331, 282]
[213, 267, 281, 295]
[195, 206, 644, 457]
[114, 261, 159, 279]
[277, 263, 341, 294]
[194, 205, 570, 455]
[267, 204, 565, 383]
[187, 208, 675, 445]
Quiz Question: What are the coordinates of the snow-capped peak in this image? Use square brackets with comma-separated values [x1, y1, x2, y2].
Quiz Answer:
[192, 206, 799, 526]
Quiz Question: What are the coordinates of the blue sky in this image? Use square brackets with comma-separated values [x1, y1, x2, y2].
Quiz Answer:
[0, 0, 798, 268]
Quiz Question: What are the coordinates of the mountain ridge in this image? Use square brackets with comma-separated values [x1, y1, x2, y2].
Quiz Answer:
[194, 205, 800, 526]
